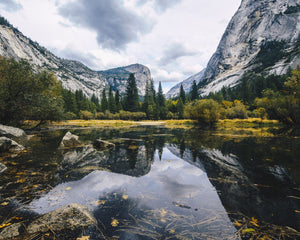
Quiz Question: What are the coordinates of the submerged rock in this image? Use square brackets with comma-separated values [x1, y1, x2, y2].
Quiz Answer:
[0, 163, 7, 173]
[0, 124, 26, 139]
[59, 132, 81, 148]
[0, 204, 97, 239]
[0, 222, 22, 239]
[0, 137, 24, 153]
[27, 203, 97, 234]
[93, 139, 115, 151]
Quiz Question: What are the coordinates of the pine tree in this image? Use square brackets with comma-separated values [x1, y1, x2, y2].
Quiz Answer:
[124, 73, 139, 112]
[108, 85, 116, 113]
[179, 85, 186, 104]
[177, 98, 184, 119]
[142, 80, 150, 113]
[91, 93, 101, 111]
[191, 80, 198, 101]
[62, 89, 78, 114]
[115, 89, 122, 112]
[101, 88, 108, 112]
[157, 82, 167, 119]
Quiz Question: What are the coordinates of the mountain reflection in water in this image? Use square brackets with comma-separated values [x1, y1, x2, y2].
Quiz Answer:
[28, 146, 236, 239]
[0, 127, 299, 239]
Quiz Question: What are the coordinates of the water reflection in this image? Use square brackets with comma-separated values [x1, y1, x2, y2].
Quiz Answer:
[28, 146, 236, 239]
[0, 127, 299, 239]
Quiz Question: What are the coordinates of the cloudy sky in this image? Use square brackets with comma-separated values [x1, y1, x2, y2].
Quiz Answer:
[0, 0, 240, 91]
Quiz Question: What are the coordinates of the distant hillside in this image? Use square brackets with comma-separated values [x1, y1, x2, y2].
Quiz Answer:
[166, 69, 205, 99]
[0, 17, 151, 97]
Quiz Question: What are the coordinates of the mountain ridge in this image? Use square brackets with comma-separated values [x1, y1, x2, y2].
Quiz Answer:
[167, 0, 300, 98]
[0, 17, 151, 97]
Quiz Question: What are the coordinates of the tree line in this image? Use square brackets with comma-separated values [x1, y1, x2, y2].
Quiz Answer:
[0, 57, 299, 126]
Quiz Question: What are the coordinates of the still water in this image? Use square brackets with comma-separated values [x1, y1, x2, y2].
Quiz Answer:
[0, 126, 299, 239]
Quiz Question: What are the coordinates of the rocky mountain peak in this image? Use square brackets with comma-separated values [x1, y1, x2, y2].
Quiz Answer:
[168, 0, 300, 98]
[0, 17, 152, 98]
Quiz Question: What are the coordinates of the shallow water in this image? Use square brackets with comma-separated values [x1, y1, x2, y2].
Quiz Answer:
[0, 127, 299, 239]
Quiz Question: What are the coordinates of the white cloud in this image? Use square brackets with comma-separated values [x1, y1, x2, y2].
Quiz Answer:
[1, 0, 241, 91]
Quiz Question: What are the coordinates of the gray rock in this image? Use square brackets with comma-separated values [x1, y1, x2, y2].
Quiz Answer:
[0, 163, 7, 173]
[0, 137, 24, 153]
[59, 132, 81, 148]
[0, 222, 22, 239]
[93, 139, 115, 151]
[0, 124, 26, 139]
[0, 137, 11, 152]
[27, 204, 96, 234]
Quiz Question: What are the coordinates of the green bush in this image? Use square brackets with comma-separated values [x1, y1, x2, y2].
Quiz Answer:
[119, 111, 146, 121]
[79, 110, 94, 120]
[185, 99, 222, 125]
[225, 100, 248, 119]
[64, 112, 77, 120]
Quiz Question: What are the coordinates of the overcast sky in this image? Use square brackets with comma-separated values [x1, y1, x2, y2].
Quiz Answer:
[0, 0, 241, 92]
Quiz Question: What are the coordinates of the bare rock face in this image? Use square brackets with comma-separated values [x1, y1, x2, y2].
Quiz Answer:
[59, 132, 81, 148]
[172, 0, 300, 96]
[0, 19, 152, 98]
[200, 0, 300, 95]
[166, 69, 205, 99]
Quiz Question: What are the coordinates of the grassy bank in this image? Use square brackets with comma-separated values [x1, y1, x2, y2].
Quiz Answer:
[45, 118, 280, 131]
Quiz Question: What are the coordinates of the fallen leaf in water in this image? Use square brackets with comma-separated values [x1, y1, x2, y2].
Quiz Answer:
[16, 178, 26, 183]
[234, 221, 243, 227]
[260, 236, 272, 240]
[0, 202, 9, 206]
[250, 217, 259, 227]
[65, 175, 69, 178]
[0, 223, 11, 229]
[11, 162, 17, 165]
[93, 200, 106, 206]
[32, 185, 39, 188]
[242, 228, 255, 234]
[295, 210, 300, 213]
[66, 187, 71, 190]
[160, 209, 167, 217]
[122, 194, 128, 200]
[111, 219, 119, 227]
[77, 236, 90, 240]
[161, 219, 166, 223]
[169, 229, 175, 234]
[128, 145, 139, 150]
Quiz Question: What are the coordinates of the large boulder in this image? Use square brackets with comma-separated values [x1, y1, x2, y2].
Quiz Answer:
[0, 137, 24, 153]
[0, 223, 22, 239]
[93, 139, 115, 151]
[59, 132, 81, 148]
[27, 204, 96, 233]
[0, 124, 26, 139]
[0, 204, 97, 239]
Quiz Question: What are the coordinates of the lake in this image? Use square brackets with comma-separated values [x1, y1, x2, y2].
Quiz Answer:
[0, 126, 299, 239]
